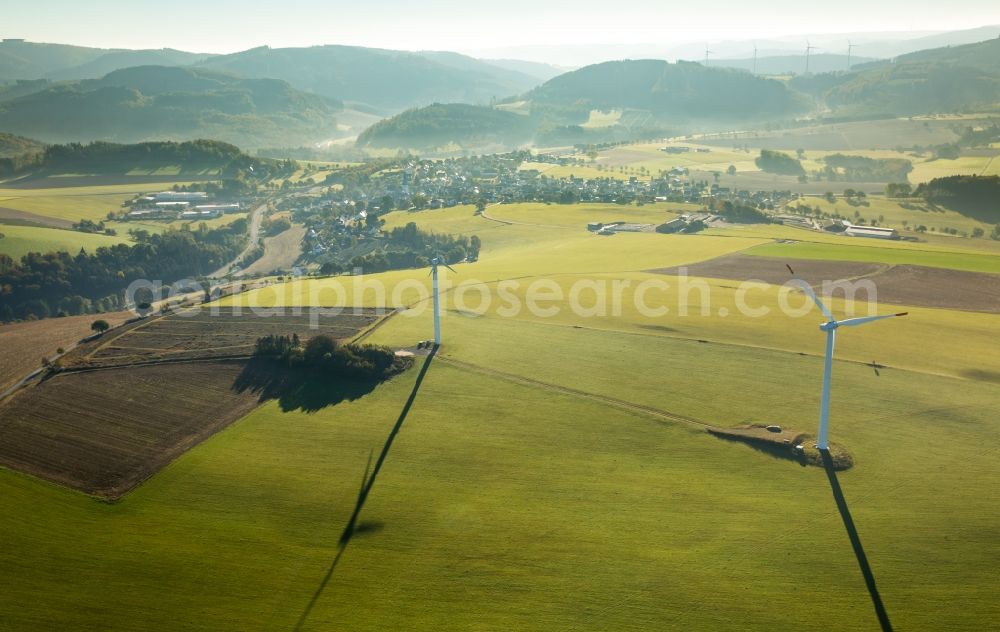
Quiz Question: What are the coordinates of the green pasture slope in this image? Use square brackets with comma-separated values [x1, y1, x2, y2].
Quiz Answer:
[2, 203, 999, 630]
[0, 224, 127, 259]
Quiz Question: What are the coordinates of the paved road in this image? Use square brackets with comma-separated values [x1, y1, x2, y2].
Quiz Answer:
[210, 200, 270, 278]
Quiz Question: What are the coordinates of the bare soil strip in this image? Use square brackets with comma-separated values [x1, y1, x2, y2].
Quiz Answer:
[652, 254, 1000, 313]
[237, 225, 307, 277]
[0, 206, 75, 228]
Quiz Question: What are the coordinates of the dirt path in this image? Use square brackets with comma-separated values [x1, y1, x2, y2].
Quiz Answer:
[436, 355, 713, 430]
[479, 206, 567, 229]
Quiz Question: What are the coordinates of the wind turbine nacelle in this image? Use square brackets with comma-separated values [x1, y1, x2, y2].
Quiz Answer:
[820, 321, 838, 332]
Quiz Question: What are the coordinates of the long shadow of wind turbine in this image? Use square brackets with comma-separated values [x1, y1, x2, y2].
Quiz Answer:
[293, 348, 437, 632]
[821, 450, 894, 632]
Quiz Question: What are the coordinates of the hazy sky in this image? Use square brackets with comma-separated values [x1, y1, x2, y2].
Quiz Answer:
[4, 0, 999, 54]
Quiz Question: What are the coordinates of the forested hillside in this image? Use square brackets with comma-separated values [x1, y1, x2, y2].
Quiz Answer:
[0, 66, 340, 148]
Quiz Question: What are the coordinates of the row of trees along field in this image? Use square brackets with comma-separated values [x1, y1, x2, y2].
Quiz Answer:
[0, 220, 248, 322]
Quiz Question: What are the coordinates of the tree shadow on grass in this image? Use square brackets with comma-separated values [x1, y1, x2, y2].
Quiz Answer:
[292, 348, 436, 631]
[822, 450, 894, 632]
[232, 359, 382, 413]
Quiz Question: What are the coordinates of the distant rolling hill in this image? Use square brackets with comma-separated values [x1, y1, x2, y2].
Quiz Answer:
[0, 132, 44, 158]
[524, 59, 810, 123]
[481, 59, 570, 82]
[356, 103, 533, 150]
[861, 35, 1000, 73]
[196, 45, 543, 112]
[354, 60, 811, 151]
[0, 132, 44, 177]
[45, 49, 211, 81]
[0, 39, 207, 81]
[713, 54, 878, 76]
[0, 66, 341, 148]
[794, 37, 1000, 116]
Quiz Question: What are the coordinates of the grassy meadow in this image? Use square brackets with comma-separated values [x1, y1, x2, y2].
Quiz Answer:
[2, 201, 999, 630]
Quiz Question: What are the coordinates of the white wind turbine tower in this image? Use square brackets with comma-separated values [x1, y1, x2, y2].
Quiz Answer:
[847, 41, 858, 70]
[805, 40, 818, 74]
[429, 255, 456, 347]
[752, 44, 758, 75]
[787, 265, 908, 451]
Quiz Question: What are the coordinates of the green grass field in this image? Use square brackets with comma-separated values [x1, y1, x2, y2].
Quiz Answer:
[3, 201, 1000, 630]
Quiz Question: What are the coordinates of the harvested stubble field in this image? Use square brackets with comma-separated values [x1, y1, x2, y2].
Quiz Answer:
[80, 308, 383, 367]
[0, 308, 386, 499]
[0, 311, 133, 393]
[655, 254, 1000, 313]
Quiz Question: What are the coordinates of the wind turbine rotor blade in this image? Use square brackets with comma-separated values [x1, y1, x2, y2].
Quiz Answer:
[836, 312, 908, 328]
[786, 275, 835, 321]
[444, 264, 457, 274]
[785, 264, 835, 320]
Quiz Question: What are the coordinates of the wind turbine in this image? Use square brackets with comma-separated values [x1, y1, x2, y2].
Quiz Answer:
[786, 265, 907, 451]
[805, 40, 818, 74]
[704, 46, 714, 67]
[429, 255, 456, 347]
[752, 44, 758, 75]
[847, 41, 858, 70]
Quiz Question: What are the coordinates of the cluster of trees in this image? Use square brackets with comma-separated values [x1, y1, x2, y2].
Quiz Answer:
[914, 175, 1000, 222]
[317, 221, 481, 275]
[821, 154, 913, 182]
[755, 150, 805, 176]
[264, 217, 293, 236]
[885, 182, 913, 198]
[253, 334, 409, 380]
[0, 220, 248, 322]
[717, 201, 774, 224]
[72, 219, 115, 235]
[386, 222, 480, 262]
[958, 123, 1000, 148]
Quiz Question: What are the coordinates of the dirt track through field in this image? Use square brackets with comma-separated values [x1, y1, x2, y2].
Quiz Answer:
[437, 355, 712, 430]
